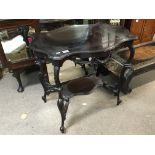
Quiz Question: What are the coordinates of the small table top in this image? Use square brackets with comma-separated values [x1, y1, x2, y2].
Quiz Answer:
[30, 24, 137, 62]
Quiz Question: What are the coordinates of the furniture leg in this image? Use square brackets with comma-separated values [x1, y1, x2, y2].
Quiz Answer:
[38, 71, 47, 102]
[53, 65, 61, 87]
[81, 64, 88, 75]
[54, 65, 70, 133]
[96, 63, 110, 76]
[121, 67, 134, 94]
[116, 83, 122, 105]
[57, 96, 70, 133]
[57, 97, 65, 133]
[73, 58, 89, 75]
[12, 71, 24, 92]
[42, 62, 49, 102]
[121, 42, 135, 94]
[53, 65, 65, 132]
[38, 65, 49, 102]
[128, 43, 135, 62]
[54, 65, 64, 132]
[36, 58, 49, 103]
[117, 64, 132, 105]
[102, 42, 135, 104]
[116, 63, 130, 105]
[38, 71, 46, 102]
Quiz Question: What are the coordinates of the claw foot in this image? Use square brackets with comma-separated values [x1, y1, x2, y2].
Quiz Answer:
[60, 126, 65, 133]
[117, 99, 122, 106]
[17, 86, 24, 92]
[42, 95, 47, 103]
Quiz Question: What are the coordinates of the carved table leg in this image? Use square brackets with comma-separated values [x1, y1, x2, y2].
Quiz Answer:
[57, 98, 65, 133]
[57, 96, 70, 133]
[81, 64, 88, 75]
[38, 71, 48, 103]
[121, 67, 134, 94]
[12, 71, 24, 92]
[73, 58, 89, 75]
[37, 59, 49, 103]
[54, 65, 70, 133]
[121, 42, 135, 94]
[43, 63, 49, 102]
[53, 65, 65, 132]
[128, 43, 135, 62]
[116, 74, 123, 106]
[117, 42, 135, 105]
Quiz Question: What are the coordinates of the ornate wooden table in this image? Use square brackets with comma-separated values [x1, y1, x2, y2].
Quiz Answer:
[30, 23, 137, 133]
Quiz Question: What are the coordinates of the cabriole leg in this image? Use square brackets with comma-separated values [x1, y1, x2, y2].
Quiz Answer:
[37, 60, 49, 103]
[116, 88, 122, 105]
[38, 72, 48, 103]
[12, 71, 24, 92]
[57, 95, 70, 133]
[81, 64, 88, 75]
[57, 98, 65, 133]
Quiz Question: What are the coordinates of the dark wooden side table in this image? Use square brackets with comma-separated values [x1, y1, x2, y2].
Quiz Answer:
[30, 24, 137, 133]
[0, 19, 48, 92]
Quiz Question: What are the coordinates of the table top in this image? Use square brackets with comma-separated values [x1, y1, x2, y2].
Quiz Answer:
[30, 24, 137, 61]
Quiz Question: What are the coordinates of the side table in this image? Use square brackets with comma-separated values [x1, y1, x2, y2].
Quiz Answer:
[30, 23, 137, 133]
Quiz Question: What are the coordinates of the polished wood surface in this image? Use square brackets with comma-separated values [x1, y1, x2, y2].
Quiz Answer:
[125, 19, 155, 45]
[30, 24, 137, 66]
[141, 20, 155, 43]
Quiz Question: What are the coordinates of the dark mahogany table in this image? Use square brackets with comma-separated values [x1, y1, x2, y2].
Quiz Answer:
[30, 23, 137, 133]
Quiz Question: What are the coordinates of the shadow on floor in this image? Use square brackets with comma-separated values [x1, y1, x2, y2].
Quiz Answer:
[130, 70, 155, 89]
[21, 70, 40, 87]
[66, 101, 117, 129]
[66, 87, 119, 129]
